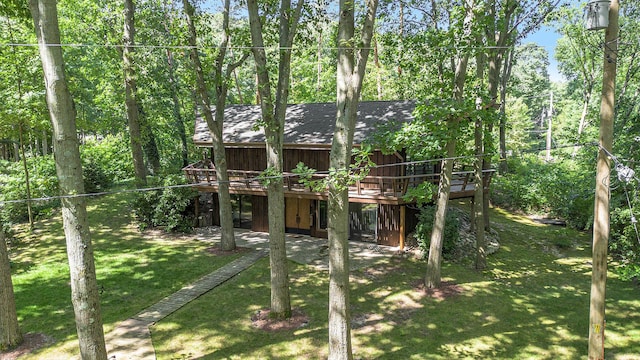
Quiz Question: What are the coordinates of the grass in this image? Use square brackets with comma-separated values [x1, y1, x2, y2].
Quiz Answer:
[8, 193, 243, 359]
[7, 196, 640, 359]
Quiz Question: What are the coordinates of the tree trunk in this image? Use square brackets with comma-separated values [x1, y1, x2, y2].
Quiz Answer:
[161, 2, 188, 167]
[141, 119, 161, 175]
[0, 230, 22, 350]
[42, 128, 49, 156]
[29, 1, 108, 358]
[474, 35, 486, 271]
[247, 0, 304, 319]
[373, 33, 382, 100]
[166, 48, 189, 167]
[123, 0, 147, 186]
[425, 0, 472, 289]
[588, 1, 618, 358]
[18, 123, 34, 228]
[499, 46, 513, 174]
[182, 0, 236, 251]
[328, 1, 377, 358]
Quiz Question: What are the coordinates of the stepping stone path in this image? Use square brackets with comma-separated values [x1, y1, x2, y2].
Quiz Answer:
[105, 249, 269, 360]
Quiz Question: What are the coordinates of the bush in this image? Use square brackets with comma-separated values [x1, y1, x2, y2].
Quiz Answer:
[414, 205, 460, 260]
[492, 155, 594, 230]
[132, 174, 197, 233]
[80, 135, 134, 185]
[0, 157, 60, 223]
[610, 203, 640, 280]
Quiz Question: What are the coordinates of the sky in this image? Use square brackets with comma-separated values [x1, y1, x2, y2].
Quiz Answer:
[523, 26, 564, 82]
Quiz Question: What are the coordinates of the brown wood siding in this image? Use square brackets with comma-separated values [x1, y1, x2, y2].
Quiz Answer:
[284, 148, 330, 172]
[368, 151, 403, 177]
[226, 147, 266, 171]
[251, 195, 269, 232]
[377, 204, 401, 246]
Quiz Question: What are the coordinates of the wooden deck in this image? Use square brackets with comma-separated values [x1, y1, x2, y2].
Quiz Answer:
[183, 161, 495, 205]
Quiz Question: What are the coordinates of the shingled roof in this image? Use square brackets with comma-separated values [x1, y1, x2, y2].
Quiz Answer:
[193, 100, 416, 148]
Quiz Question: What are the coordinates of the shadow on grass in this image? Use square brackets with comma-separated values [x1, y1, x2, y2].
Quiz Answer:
[10, 192, 241, 352]
[151, 208, 640, 360]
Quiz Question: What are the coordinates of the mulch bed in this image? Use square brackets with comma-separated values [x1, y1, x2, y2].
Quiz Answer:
[251, 308, 309, 332]
[413, 280, 465, 300]
[205, 245, 252, 256]
[0, 333, 54, 360]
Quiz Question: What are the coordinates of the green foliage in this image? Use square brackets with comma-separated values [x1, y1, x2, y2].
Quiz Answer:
[293, 146, 375, 192]
[258, 166, 281, 187]
[414, 205, 460, 260]
[0, 157, 60, 223]
[403, 181, 437, 206]
[492, 154, 593, 230]
[133, 175, 197, 233]
[610, 194, 640, 280]
[80, 135, 135, 186]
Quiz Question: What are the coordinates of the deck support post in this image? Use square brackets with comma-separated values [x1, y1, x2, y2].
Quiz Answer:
[399, 205, 406, 250]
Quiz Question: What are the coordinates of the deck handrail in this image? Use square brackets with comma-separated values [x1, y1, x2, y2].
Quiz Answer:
[183, 161, 495, 198]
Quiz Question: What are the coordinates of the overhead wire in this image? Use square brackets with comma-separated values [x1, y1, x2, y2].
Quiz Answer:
[0, 141, 597, 207]
[599, 144, 640, 246]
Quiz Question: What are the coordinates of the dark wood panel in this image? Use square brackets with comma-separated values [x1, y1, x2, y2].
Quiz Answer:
[251, 195, 269, 232]
[377, 204, 400, 246]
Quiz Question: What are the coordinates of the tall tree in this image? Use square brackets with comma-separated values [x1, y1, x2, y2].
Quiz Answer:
[483, 0, 559, 190]
[425, 0, 475, 289]
[328, 0, 378, 358]
[0, 230, 22, 350]
[123, 0, 148, 185]
[555, 7, 603, 149]
[29, 1, 108, 358]
[183, 0, 247, 251]
[473, 21, 486, 271]
[161, 0, 189, 168]
[247, 0, 304, 319]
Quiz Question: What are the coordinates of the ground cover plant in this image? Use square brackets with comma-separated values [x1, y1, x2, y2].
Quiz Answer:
[4, 195, 640, 359]
[5, 193, 242, 359]
[151, 206, 640, 359]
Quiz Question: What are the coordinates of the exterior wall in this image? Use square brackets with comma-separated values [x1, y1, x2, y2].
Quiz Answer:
[223, 147, 402, 175]
[201, 146, 414, 247]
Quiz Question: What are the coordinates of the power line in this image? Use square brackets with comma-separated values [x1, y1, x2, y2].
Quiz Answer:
[0, 142, 598, 206]
[0, 42, 514, 51]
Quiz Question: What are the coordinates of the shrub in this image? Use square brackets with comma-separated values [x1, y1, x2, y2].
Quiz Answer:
[0, 156, 60, 223]
[492, 154, 594, 230]
[414, 205, 460, 260]
[80, 135, 134, 185]
[610, 203, 640, 280]
[132, 174, 197, 233]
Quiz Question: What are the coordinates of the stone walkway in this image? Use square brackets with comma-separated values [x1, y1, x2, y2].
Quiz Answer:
[104, 229, 399, 359]
[105, 249, 268, 360]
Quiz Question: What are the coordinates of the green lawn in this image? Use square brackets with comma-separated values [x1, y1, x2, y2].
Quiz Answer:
[8, 193, 242, 359]
[151, 207, 640, 360]
[7, 195, 640, 359]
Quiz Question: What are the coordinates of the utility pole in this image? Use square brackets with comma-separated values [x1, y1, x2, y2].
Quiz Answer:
[546, 91, 554, 161]
[588, 0, 618, 359]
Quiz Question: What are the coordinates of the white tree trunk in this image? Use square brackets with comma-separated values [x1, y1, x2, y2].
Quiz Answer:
[29, 1, 108, 358]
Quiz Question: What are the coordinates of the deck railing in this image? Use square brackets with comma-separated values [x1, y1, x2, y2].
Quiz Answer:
[183, 160, 495, 200]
